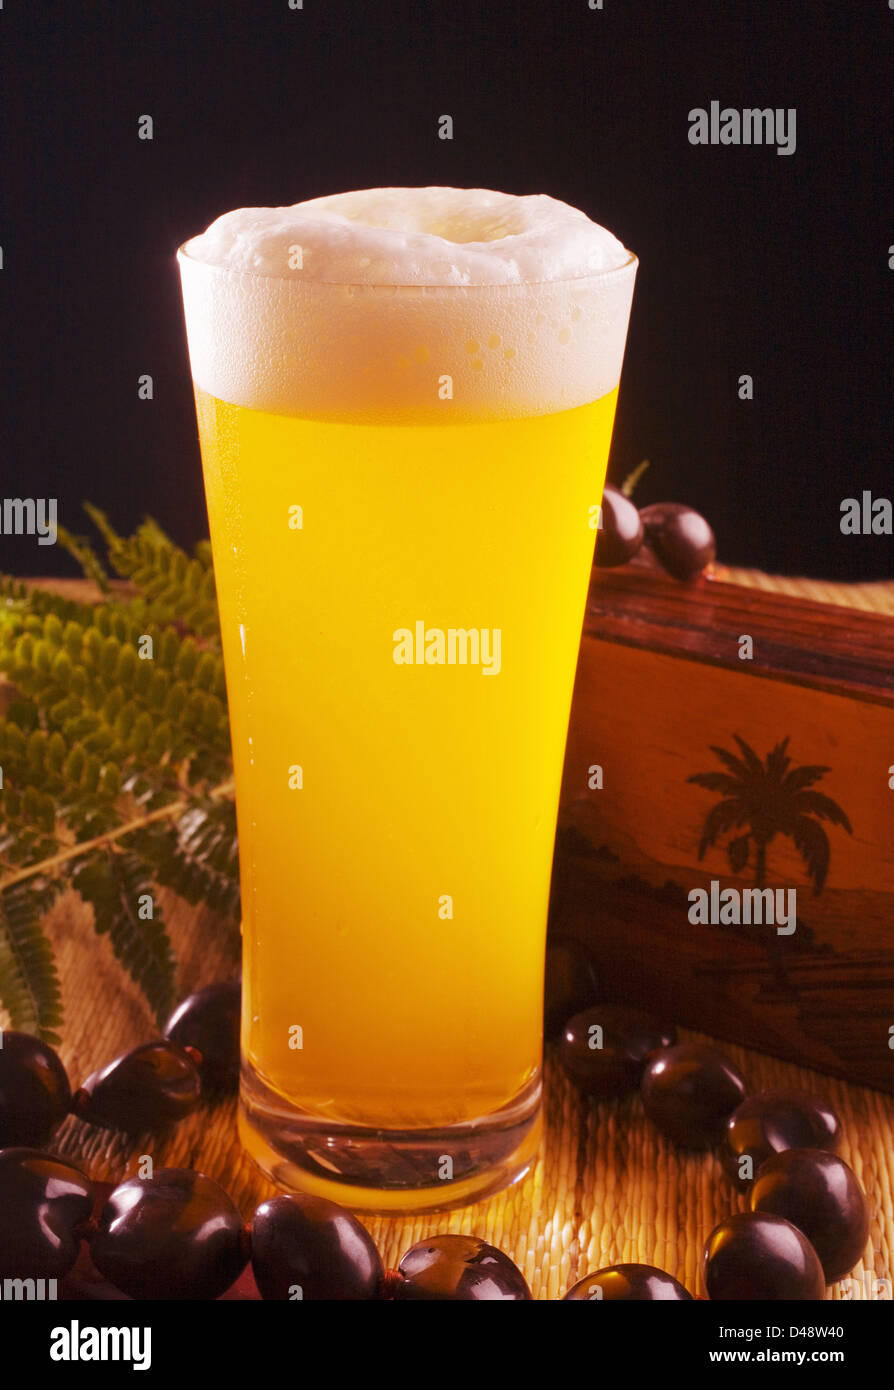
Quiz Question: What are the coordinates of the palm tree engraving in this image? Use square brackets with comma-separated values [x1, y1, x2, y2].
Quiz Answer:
[688, 735, 853, 991]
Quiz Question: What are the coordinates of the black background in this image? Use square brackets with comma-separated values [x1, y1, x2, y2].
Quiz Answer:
[1, 0, 891, 579]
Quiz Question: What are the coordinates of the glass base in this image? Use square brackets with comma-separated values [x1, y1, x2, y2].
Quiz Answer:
[239, 1065, 542, 1214]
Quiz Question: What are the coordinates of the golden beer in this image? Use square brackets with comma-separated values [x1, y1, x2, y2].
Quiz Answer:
[179, 188, 636, 1209]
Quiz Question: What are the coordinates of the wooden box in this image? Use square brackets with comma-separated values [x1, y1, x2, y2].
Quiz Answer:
[551, 569, 894, 1093]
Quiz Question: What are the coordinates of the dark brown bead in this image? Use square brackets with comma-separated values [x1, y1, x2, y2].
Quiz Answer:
[163, 979, 241, 1094]
[565, 1264, 692, 1300]
[703, 1212, 825, 1301]
[0, 1148, 94, 1281]
[749, 1148, 870, 1283]
[724, 1089, 842, 1190]
[544, 935, 600, 1039]
[251, 1193, 383, 1300]
[74, 1040, 202, 1133]
[641, 1043, 746, 1148]
[394, 1234, 531, 1300]
[91, 1168, 246, 1300]
[559, 1005, 676, 1099]
[594, 486, 644, 568]
[0, 1031, 72, 1148]
[639, 502, 716, 582]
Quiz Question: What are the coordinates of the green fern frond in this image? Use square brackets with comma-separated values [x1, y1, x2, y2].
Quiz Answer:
[0, 615, 230, 795]
[130, 800, 240, 937]
[81, 503, 124, 551]
[71, 847, 177, 1025]
[0, 579, 97, 630]
[82, 505, 220, 639]
[136, 516, 177, 551]
[56, 526, 111, 593]
[0, 576, 28, 602]
[0, 506, 239, 1037]
[0, 877, 64, 1042]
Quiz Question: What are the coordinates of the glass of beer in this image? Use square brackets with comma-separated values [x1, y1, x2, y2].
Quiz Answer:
[178, 188, 636, 1211]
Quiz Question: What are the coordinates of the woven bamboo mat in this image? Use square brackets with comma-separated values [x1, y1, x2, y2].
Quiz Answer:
[11, 569, 894, 1300]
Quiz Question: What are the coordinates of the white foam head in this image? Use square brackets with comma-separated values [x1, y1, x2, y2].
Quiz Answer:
[179, 187, 636, 420]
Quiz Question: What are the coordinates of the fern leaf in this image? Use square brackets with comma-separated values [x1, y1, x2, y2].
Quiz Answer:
[0, 507, 236, 1035]
[129, 799, 240, 930]
[137, 516, 176, 551]
[0, 878, 64, 1042]
[71, 847, 177, 1024]
[56, 527, 111, 593]
[82, 503, 124, 552]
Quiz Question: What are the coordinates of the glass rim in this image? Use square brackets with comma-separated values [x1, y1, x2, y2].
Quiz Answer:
[176, 238, 638, 290]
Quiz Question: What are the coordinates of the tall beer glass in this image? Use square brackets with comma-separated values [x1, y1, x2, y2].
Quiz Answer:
[178, 191, 636, 1211]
